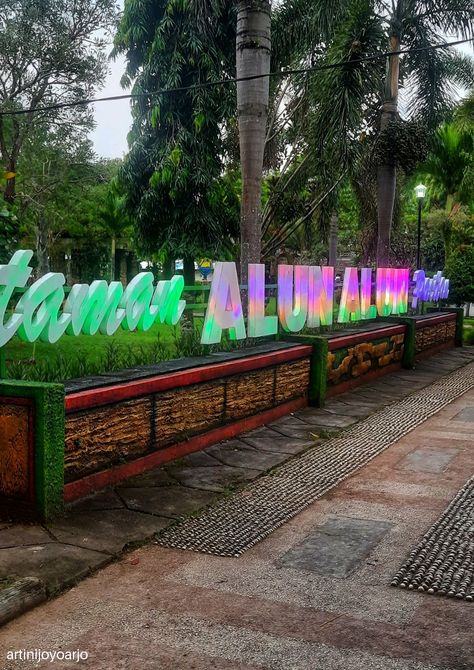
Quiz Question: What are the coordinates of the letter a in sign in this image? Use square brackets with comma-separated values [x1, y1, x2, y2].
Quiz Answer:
[201, 262, 246, 345]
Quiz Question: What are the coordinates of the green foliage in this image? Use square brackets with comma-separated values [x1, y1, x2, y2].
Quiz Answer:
[0, 205, 18, 264]
[420, 122, 474, 210]
[0, 0, 118, 201]
[445, 246, 474, 305]
[465, 329, 474, 345]
[337, 182, 362, 259]
[5, 325, 265, 382]
[391, 209, 446, 270]
[454, 92, 474, 134]
[113, 0, 239, 260]
[7, 338, 171, 383]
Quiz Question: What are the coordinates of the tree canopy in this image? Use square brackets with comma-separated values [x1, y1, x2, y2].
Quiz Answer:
[113, 0, 239, 265]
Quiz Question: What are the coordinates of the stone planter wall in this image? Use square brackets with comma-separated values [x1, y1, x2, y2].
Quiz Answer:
[63, 343, 312, 501]
[0, 310, 463, 518]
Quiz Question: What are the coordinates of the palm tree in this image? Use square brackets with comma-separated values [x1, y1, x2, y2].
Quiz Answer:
[98, 181, 131, 282]
[236, 0, 271, 285]
[268, 0, 474, 265]
[375, 1, 473, 265]
[454, 91, 474, 133]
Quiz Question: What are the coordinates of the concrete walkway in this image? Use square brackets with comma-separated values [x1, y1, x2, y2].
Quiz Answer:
[1, 365, 473, 668]
[1, 348, 473, 603]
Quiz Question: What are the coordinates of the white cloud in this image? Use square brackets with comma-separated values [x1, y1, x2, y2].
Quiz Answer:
[91, 52, 131, 159]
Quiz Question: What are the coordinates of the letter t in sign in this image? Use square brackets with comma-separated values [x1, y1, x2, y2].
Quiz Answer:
[0, 250, 34, 347]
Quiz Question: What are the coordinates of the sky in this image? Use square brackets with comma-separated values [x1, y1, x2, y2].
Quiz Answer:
[90, 11, 473, 160]
[90, 51, 130, 159]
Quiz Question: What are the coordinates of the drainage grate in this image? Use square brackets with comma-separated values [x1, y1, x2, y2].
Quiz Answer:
[157, 363, 474, 557]
[391, 476, 474, 602]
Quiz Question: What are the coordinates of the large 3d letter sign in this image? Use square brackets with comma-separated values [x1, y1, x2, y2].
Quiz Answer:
[0, 250, 185, 347]
[0, 252, 449, 348]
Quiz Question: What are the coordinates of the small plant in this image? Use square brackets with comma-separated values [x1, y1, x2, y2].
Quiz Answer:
[465, 329, 474, 346]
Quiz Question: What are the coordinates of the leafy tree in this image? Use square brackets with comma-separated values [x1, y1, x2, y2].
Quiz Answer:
[445, 245, 474, 305]
[113, 0, 238, 281]
[0, 0, 118, 204]
[15, 125, 97, 275]
[0, 206, 18, 265]
[17, 146, 127, 279]
[420, 123, 474, 213]
[96, 179, 132, 281]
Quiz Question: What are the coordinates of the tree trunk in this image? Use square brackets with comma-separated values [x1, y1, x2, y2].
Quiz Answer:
[181, 255, 195, 330]
[111, 236, 116, 282]
[162, 254, 173, 280]
[446, 193, 454, 214]
[66, 246, 73, 285]
[376, 32, 400, 267]
[236, 0, 271, 287]
[328, 211, 338, 267]
[35, 215, 50, 276]
[183, 255, 195, 287]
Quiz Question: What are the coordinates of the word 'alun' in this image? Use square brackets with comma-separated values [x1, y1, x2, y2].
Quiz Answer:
[0, 251, 449, 347]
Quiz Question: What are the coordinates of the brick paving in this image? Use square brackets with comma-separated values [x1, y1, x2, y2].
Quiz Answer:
[0, 370, 473, 668]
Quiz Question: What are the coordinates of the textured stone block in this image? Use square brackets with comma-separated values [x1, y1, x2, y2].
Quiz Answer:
[415, 321, 455, 353]
[275, 359, 310, 403]
[226, 369, 274, 419]
[0, 381, 64, 520]
[65, 397, 152, 480]
[155, 381, 225, 445]
[327, 336, 404, 386]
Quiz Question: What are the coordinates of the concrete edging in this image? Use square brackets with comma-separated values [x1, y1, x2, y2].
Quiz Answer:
[0, 577, 47, 627]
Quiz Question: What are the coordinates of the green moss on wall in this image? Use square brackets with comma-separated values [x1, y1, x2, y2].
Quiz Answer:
[0, 380, 65, 520]
[283, 335, 327, 407]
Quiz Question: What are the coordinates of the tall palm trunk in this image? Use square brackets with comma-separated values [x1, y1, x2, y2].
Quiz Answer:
[376, 32, 400, 267]
[236, 0, 271, 287]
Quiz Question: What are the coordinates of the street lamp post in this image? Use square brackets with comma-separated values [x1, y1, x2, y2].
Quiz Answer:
[414, 183, 427, 269]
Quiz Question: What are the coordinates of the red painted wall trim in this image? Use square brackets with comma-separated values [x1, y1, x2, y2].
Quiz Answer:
[328, 325, 406, 351]
[326, 361, 402, 397]
[65, 345, 312, 413]
[64, 396, 307, 502]
[414, 313, 456, 329]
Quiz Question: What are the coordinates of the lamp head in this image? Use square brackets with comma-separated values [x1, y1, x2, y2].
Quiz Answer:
[415, 183, 427, 200]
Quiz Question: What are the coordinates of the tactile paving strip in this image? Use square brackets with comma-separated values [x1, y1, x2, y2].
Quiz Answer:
[157, 363, 474, 557]
[391, 476, 474, 601]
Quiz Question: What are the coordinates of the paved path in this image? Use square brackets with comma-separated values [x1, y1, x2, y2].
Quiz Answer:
[1, 348, 473, 598]
[1, 352, 473, 669]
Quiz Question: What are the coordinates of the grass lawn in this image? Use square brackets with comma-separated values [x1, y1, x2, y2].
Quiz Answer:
[4, 322, 176, 365]
[2, 322, 183, 382]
